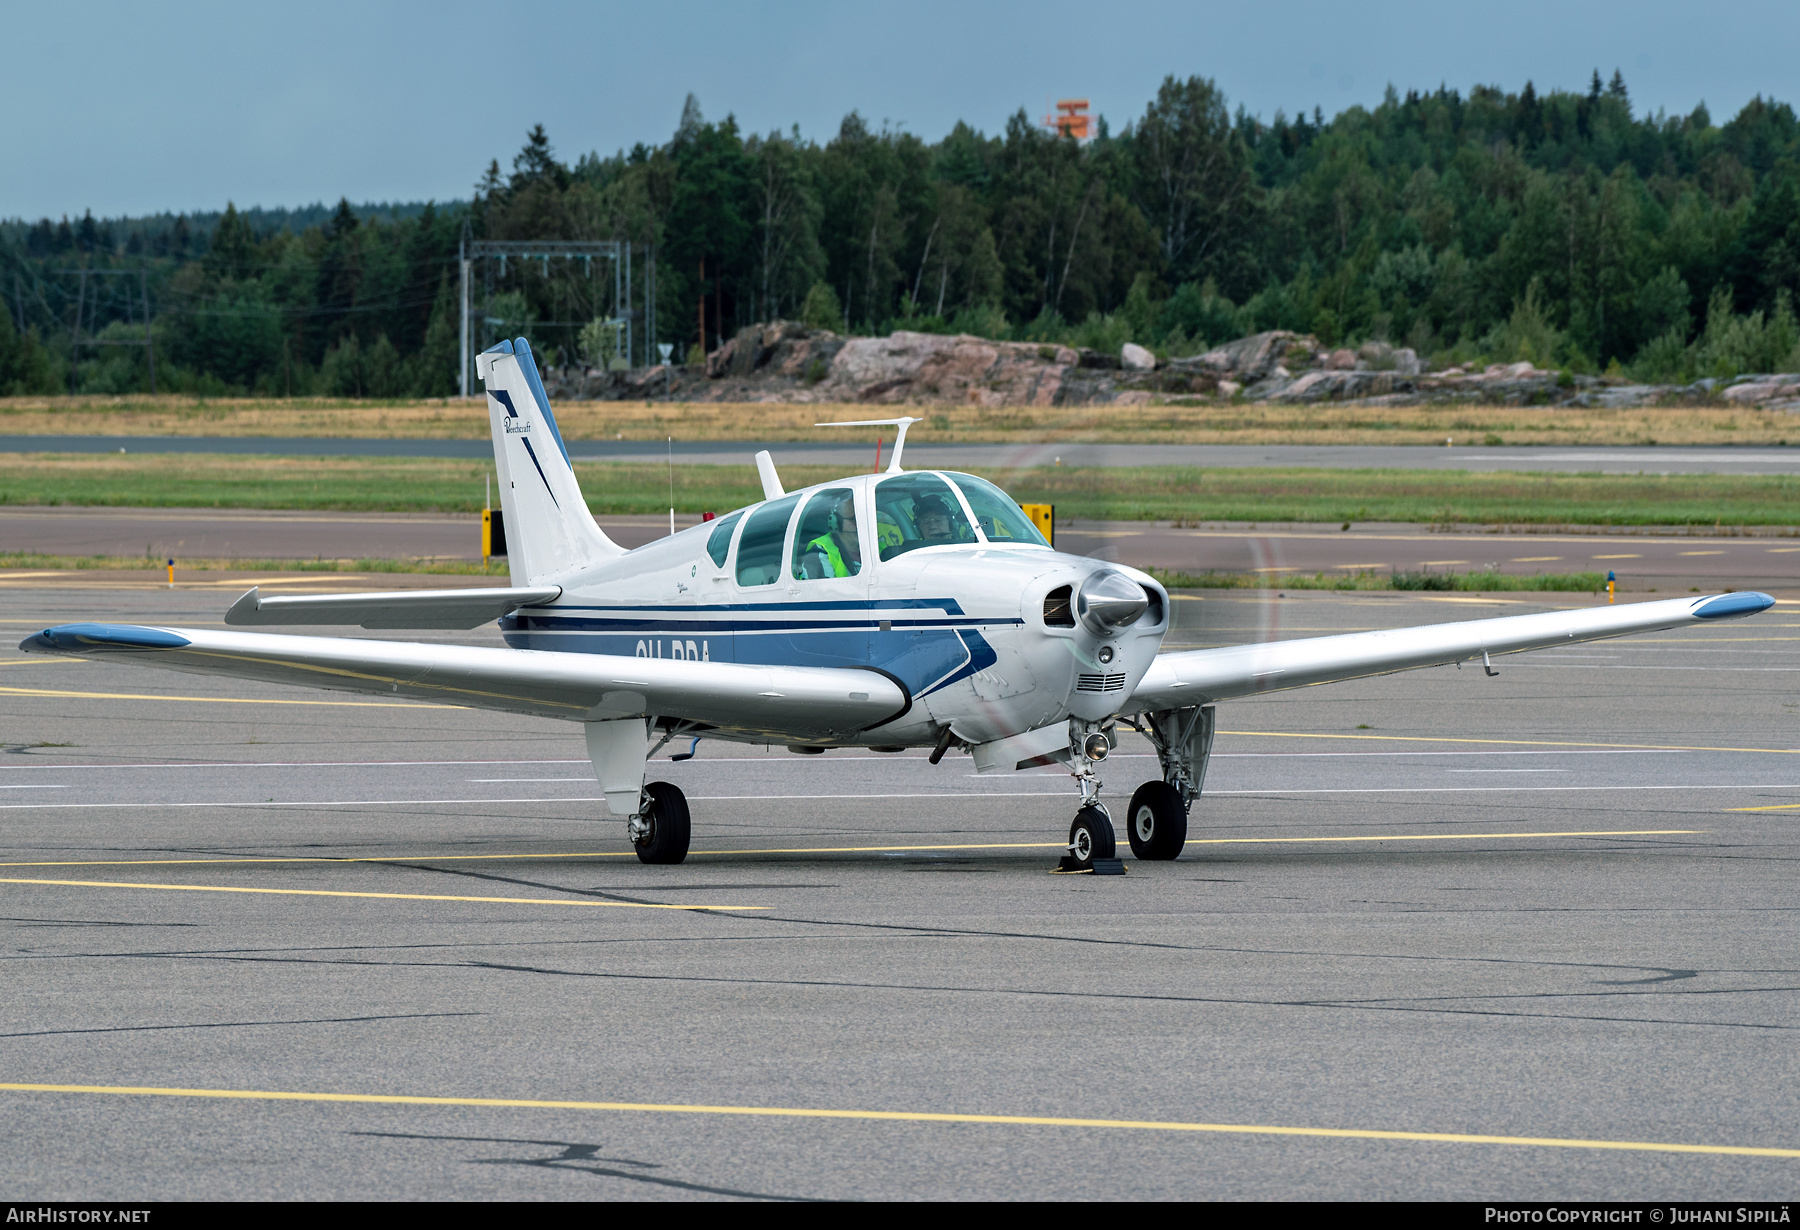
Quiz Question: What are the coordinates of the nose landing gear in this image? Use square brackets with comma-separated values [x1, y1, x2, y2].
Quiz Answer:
[1066, 805, 1116, 867]
[1056, 721, 1120, 871]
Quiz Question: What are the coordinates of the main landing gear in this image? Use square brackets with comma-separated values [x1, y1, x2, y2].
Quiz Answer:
[1062, 705, 1216, 868]
[630, 781, 691, 864]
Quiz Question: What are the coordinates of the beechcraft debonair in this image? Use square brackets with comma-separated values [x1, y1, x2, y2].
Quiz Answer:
[22, 339, 1777, 865]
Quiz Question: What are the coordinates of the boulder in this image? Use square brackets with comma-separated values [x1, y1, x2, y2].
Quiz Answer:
[1175, 330, 1304, 381]
[1120, 342, 1156, 371]
[1326, 348, 1357, 370]
[1392, 348, 1421, 376]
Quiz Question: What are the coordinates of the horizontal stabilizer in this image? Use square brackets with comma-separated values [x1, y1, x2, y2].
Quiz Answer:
[224, 585, 561, 630]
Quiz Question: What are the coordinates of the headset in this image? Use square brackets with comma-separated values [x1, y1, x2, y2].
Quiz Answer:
[827, 493, 856, 536]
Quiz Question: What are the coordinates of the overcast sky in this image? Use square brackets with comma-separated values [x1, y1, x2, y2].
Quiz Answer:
[4, 0, 1797, 222]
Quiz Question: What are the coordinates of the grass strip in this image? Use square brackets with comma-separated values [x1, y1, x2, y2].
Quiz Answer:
[0, 552, 507, 575]
[1, 454, 1799, 527]
[1148, 567, 1611, 592]
[5, 396, 1798, 446]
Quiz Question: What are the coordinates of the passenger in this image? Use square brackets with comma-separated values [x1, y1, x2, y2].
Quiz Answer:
[802, 495, 862, 577]
[914, 495, 965, 544]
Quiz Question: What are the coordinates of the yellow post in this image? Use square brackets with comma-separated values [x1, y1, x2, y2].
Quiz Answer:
[1021, 503, 1054, 547]
[481, 509, 493, 566]
[166, 558, 174, 587]
[1607, 570, 1616, 604]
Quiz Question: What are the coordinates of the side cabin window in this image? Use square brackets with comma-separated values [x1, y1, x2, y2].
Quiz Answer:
[734, 493, 801, 586]
[872, 474, 977, 562]
[706, 510, 743, 568]
[947, 473, 1049, 547]
[792, 488, 863, 580]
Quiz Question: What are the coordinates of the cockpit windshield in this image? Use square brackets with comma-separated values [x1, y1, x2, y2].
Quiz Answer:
[946, 473, 1050, 548]
[873, 473, 978, 561]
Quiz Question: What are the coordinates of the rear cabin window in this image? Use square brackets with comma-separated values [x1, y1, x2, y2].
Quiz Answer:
[734, 494, 801, 586]
[948, 473, 1050, 547]
[705, 510, 743, 568]
[791, 488, 863, 579]
[872, 474, 977, 562]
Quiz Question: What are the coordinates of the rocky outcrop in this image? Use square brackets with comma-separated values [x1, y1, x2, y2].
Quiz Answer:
[539, 320, 1800, 410]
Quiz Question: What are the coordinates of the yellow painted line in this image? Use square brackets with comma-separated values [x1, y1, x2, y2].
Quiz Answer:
[0, 686, 453, 708]
[0, 877, 763, 911]
[1510, 556, 1563, 562]
[0, 842, 1066, 868]
[0, 831, 1702, 870]
[1680, 551, 1727, 556]
[1187, 829, 1700, 845]
[0, 658, 79, 666]
[1224, 730, 1800, 756]
[1591, 554, 1641, 559]
[1725, 804, 1800, 812]
[0, 1083, 1793, 1159]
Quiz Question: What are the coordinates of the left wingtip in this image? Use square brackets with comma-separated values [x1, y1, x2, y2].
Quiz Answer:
[19, 623, 193, 653]
[1693, 591, 1777, 620]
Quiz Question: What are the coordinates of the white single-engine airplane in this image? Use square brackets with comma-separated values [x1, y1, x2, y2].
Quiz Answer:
[22, 339, 1777, 866]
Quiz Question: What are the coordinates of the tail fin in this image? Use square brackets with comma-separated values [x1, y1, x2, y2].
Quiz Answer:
[478, 337, 622, 584]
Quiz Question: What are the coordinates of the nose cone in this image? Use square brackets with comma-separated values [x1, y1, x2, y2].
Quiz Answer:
[1076, 570, 1148, 636]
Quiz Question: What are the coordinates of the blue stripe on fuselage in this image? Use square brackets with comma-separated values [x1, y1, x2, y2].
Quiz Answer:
[499, 599, 1008, 697]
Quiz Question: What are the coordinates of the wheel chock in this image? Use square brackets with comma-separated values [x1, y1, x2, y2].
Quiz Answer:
[1051, 856, 1127, 875]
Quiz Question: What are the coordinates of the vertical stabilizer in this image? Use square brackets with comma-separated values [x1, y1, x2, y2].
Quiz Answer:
[479, 338, 622, 584]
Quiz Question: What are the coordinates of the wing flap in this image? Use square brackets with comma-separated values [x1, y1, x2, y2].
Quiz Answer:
[21, 624, 908, 739]
[1127, 591, 1775, 711]
[224, 585, 562, 629]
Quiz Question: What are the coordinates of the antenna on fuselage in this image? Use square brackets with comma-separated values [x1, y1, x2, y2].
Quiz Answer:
[815, 417, 924, 474]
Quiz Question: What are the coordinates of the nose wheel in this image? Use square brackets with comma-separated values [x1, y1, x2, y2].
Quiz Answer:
[1065, 806, 1116, 869]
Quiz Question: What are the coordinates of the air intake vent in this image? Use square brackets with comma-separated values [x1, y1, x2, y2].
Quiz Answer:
[1076, 672, 1127, 692]
[1043, 585, 1074, 627]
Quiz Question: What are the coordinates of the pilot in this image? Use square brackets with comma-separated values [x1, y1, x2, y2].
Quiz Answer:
[802, 494, 861, 577]
[914, 495, 964, 545]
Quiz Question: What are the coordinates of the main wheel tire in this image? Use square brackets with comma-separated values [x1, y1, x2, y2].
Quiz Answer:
[1067, 806, 1116, 867]
[634, 781, 691, 865]
[1126, 781, 1188, 860]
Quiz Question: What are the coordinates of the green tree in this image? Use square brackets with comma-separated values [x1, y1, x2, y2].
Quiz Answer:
[0, 306, 58, 394]
[1128, 75, 1260, 290]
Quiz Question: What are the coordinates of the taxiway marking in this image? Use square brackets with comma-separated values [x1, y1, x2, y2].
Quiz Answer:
[0, 831, 1703, 869]
[0, 685, 452, 708]
[0, 877, 763, 911]
[1225, 730, 1800, 755]
[0, 1082, 1792, 1159]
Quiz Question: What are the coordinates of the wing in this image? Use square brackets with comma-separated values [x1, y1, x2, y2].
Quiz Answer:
[224, 585, 562, 630]
[20, 623, 910, 741]
[1125, 591, 1775, 712]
